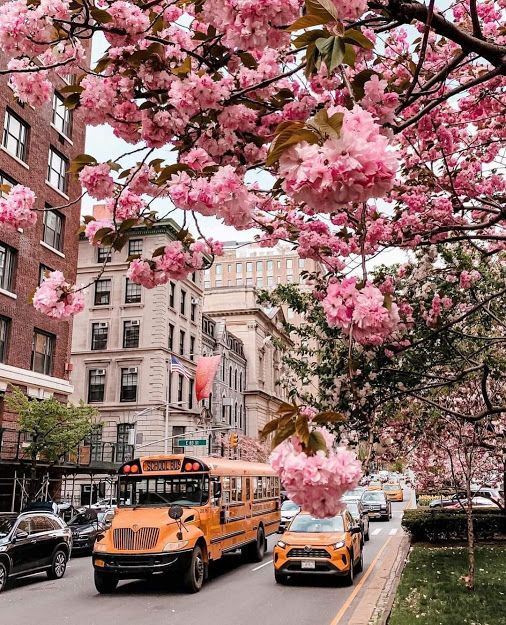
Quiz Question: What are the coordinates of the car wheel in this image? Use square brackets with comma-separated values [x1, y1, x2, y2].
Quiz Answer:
[47, 549, 68, 580]
[0, 561, 8, 593]
[343, 551, 354, 586]
[183, 545, 205, 593]
[274, 570, 287, 584]
[94, 570, 118, 594]
[242, 526, 266, 563]
[355, 549, 364, 573]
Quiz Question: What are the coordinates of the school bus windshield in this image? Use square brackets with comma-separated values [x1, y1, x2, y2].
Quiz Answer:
[118, 475, 210, 507]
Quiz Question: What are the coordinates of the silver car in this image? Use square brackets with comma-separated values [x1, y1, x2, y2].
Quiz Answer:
[278, 500, 300, 532]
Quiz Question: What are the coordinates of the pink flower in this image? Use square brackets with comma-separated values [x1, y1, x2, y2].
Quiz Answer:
[195, 356, 221, 401]
[104, 1, 150, 47]
[0, 185, 37, 229]
[105, 190, 145, 221]
[7, 58, 52, 106]
[33, 271, 85, 319]
[84, 219, 114, 246]
[79, 164, 115, 200]
[459, 270, 481, 289]
[270, 430, 362, 518]
[331, 0, 367, 19]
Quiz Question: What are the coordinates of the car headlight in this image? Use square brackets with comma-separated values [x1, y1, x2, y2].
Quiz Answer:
[276, 541, 286, 549]
[333, 541, 346, 549]
[0, 545, 8, 552]
[94, 543, 107, 552]
[163, 540, 189, 552]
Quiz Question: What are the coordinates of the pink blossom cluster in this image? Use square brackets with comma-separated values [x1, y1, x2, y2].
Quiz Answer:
[33, 270, 85, 319]
[323, 277, 401, 345]
[168, 74, 232, 118]
[361, 74, 399, 125]
[270, 430, 362, 518]
[331, 0, 368, 20]
[459, 270, 481, 289]
[7, 58, 52, 106]
[79, 164, 115, 200]
[104, 1, 150, 47]
[105, 190, 145, 221]
[201, 0, 302, 50]
[84, 219, 114, 246]
[168, 166, 255, 228]
[0, 185, 37, 229]
[279, 106, 399, 211]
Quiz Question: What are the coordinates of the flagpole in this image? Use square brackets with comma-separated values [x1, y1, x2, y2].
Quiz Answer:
[164, 360, 170, 454]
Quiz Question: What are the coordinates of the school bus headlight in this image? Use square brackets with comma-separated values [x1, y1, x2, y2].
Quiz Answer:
[163, 540, 189, 552]
[333, 541, 346, 549]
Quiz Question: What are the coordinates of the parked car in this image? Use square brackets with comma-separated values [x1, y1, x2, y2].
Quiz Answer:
[68, 509, 115, 553]
[77, 498, 118, 514]
[429, 488, 503, 508]
[446, 497, 501, 511]
[368, 481, 383, 491]
[274, 509, 363, 585]
[342, 487, 367, 502]
[361, 491, 392, 520]
[383, 483, 404, 502]
[346, 501, 370, 543]
[0, 511, 72, 593]
[278, 500, 300, 533]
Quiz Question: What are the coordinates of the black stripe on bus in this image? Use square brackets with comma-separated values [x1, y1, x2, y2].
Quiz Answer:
[210, 530, 246, 544]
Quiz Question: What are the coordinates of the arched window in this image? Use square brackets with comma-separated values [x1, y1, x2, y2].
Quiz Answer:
[234, 369, 238, 391]
[239, 405, 244, 430]
[234, 402, 238, 425]
[222, 403, 226, 422]
[229, 366, 232, 387]
[239, 371, 243, 391]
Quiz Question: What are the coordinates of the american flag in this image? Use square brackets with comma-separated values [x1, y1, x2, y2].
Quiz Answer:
[169, 355, 190, 379]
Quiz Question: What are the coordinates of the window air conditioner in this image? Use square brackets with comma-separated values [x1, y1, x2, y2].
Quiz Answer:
[95, 369, 106, 376]
[127, 367, 138, 374]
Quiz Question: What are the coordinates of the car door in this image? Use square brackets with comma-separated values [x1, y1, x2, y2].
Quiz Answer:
[10, 518, 37, 574]
[30, 515, 58, 568]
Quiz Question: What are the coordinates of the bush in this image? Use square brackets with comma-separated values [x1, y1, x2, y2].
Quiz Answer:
[402, 509, 506, 542]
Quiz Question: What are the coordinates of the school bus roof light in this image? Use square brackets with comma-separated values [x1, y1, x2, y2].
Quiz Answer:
[184, 462, 193, 471]
[123, 464, 131, 473]
[130, 464, 139, 473]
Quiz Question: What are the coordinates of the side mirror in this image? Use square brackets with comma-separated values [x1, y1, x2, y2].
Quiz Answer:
[351, 526, 361, 535]
[213, 481, 222, 499]
[169, 505, 183, 521]
[83, 508, 98, 522]
[277, 526, 286, 534]
[14, 530, 29, 541]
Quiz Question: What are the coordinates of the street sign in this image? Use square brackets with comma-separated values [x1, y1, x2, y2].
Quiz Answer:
[177, 439, 207, 447]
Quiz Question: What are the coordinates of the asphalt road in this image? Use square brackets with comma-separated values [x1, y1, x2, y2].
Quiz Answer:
[0, 493, 411, 625]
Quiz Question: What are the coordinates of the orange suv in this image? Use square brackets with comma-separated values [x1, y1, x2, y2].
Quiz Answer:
[273, 510, 363, 585]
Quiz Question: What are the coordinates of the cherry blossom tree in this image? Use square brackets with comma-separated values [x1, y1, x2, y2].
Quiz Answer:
[0, 0, 505, 514]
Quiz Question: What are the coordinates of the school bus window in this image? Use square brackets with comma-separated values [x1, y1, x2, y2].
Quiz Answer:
[222, 476, 231, 503]
[262, 478, 267, 498]
[254, 477, 262, 499]
[236, 477, 243, 501]
[119, 475, 209, 506]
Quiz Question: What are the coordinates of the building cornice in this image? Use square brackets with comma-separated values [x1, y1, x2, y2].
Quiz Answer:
[0, 363, 74, 396]
[204, 308, 292, 342]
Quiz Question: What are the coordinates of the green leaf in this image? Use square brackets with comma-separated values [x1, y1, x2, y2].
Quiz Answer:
[90, 7, 113, 23]
[312, 411, 347, 424]
[92, 227, 114, 243]
[306, 0, 339, 21]
[287, 14, 329, 32]
[119, 218, 140, 232]
[307, 430, 328, 454]
[260, 416, 283, 439]
[315, 36, 345, 73]
[0, 184, 12, 194]
[343, 28, 375, 50]
[342, 43, 357, 67]
[93, 56, 110, 74]
[383, 293, 393, 311]
[295, 413, 310, 446]
[156, 163, 192, 186]
[312, 109, 344, 138]
[272, 419, 296, 447]
[351, 69, 381, 100]
[69, 154, 97, 174]
[293, 28, 329, 49]
[266, 126, 319, 167]
[171, 57, 191, 77]
[59, 84, 84, 95]
[239, 52, 258, 69]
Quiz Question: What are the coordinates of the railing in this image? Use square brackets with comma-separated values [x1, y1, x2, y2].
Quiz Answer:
[0, 428, 134, 468]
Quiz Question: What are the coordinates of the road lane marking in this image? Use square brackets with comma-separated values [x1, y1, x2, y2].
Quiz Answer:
[251, 559, 273, 572]
[371, 528, 382, 535]
[389, 528, 398, 535]
[328, 537, 393, 625]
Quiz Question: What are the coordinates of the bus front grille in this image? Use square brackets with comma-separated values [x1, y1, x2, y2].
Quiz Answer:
[113, 527, 160, 551]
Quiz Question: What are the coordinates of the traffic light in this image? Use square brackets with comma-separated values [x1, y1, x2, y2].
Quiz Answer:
[229, 432, 239, 448]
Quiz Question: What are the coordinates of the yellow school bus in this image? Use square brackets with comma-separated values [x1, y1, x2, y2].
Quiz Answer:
[92, 454, 280, 593]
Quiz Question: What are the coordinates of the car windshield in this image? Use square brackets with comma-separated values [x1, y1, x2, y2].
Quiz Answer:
[281, 501, 299, 512]
[344, 489, 364, 499]
[289, 514, 344, 533]
[363, 492, 386, 502]
[0, 517, 15, 537]
[384, 484, 400, 491]
[347, 503, 359, 516]
[118, 475, 210, 507]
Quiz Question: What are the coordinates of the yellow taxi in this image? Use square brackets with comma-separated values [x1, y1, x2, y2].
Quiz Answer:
[368, 481, 383, 491]
[383, 482, 403, 502]
[273, 510, 363, 585]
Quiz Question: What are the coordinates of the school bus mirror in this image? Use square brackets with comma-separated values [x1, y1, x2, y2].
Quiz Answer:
[169, 505, 183, 521]
[212, 481, 222, 498]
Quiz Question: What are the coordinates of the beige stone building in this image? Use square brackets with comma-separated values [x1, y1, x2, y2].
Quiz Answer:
[204, 287, 291, 438]
[71, 218, 206, 466]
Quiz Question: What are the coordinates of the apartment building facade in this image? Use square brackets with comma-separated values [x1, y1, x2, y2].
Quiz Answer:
[71, 219, 204, 467]
[0, 57, 87, 509]
[204, 287, 291, 438]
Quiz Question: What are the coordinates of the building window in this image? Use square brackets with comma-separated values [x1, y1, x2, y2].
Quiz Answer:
[190, 335, 195, 361]
[240, 371, 243, 392]
[94, 279, 111, 306]
[88, 369, 106, 402]
[168, 323, 174, 351]
[190, 299, 197, 322]
[128, 239, 143, 257]
[169, 282, 175, 308]
[191, 272, 196, 282]
[3, 110, 28, 161]
[237, 278, 243, 286]
[31, 330, 55, 376]
[188, 378, 194, 410]
[47, 147, 68, 193]
[256, 261, 263, 273]
[229, 366, 232, 387]
[0, 316, 9, 363]
[204, 281, 210, 289]
[286, 258, 293, 269]
[52, 93, 72, 137]
[0, 171, 16, 198]
[267, 276, 273, 287]
[42, 209, 64, 252]
[236, 263, 242, 274]
[177, 374, 184, 403]
[299, 258, 305, 268]
[173, 425, 185, 454]
[267, 260, 273, 273]
[87, 424, 103, 461]
[256, 278, 263, 287]
[97, 247, 111, 263]
[120, 368, 138, 402]
[215, 264, 222, 275]
[123, 320, 140, 348]
[91, 322, 108, 350]
[246, 262, 253, 273]
[125, 278, 141, 304]
[234, 403, 238, 426]
[246, 278, 253, 285]
[215, 280, 222, 287]
[0, 243, 16, 293]
[179, 330, 185, 355]
[38, 264, 52, 286]
[234, 369, 238, 391]
[116, 424, 134, 462]
[168, 372, 173, 403]
[287, 274, 294, 283]
[180, 289, 186, 316]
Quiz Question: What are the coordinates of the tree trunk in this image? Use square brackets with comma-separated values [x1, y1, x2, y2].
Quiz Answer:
[464, 481, 475, 591]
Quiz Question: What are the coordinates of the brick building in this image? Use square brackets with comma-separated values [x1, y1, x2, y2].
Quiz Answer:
[0, 58, 87, 510]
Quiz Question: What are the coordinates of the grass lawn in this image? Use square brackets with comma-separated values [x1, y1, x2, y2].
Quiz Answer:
[388, 545, 506, 625]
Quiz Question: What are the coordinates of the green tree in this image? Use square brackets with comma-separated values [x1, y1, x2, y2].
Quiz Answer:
[6, 386, 96, 499]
